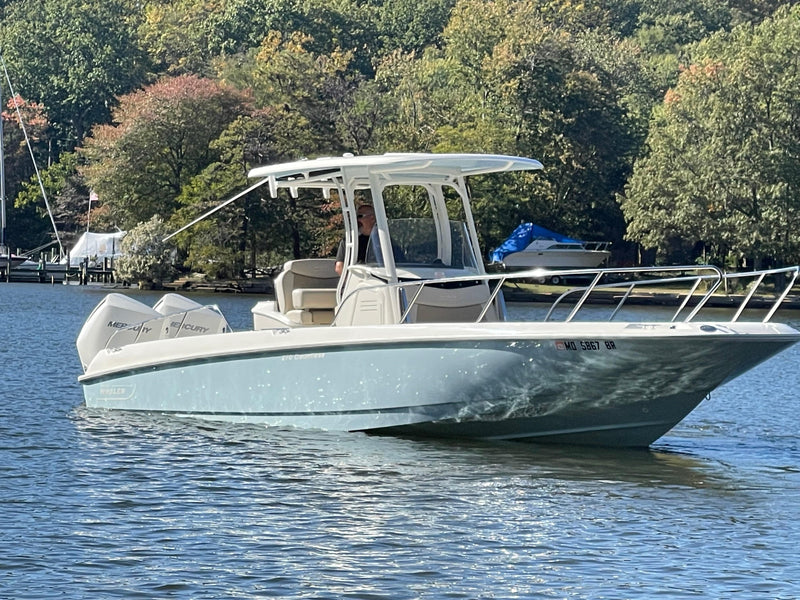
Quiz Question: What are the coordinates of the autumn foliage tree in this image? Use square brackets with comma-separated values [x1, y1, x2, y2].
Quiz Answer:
[2, 0, 797, 276]
[79, 75, 252, 231]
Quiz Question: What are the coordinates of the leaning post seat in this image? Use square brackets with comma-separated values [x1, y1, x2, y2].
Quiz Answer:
[273, 258, 339, 325]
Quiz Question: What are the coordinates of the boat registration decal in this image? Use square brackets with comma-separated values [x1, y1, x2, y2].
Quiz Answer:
[555, 340, 616, 351]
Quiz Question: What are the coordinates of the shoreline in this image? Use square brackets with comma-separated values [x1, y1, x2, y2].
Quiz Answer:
[9, 273, 800, 311]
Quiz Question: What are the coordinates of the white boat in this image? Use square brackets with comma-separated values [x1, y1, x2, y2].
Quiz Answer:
[65, 230, 126, 267]
[490, 223, 611, 271]
[76, 153, 800, 447]
[10, 231, 126, 282]
[0, 248, 26, 269]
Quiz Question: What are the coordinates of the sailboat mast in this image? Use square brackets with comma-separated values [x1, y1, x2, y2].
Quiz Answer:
[0, 75, 10, 281]
[1, 74, 6, 250]
[0, 54, 64, 260]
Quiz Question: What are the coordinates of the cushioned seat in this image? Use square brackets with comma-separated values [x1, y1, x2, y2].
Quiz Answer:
[273, 259, 339, 325]
[292, 287, 337, 310]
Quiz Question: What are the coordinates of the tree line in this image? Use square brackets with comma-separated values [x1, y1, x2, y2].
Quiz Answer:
[1, 0, 798, 277]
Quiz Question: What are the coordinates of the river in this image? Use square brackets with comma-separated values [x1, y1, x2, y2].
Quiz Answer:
[1, 283, 798, 598]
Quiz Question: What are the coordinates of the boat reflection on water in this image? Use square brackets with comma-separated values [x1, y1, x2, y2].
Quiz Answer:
[73, 398, 728, 495]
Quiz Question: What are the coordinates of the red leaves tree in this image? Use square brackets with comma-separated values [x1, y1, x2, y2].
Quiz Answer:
[80, 75, 252, 230]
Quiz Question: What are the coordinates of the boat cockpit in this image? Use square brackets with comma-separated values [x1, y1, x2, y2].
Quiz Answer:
[249, 155, 522, 329]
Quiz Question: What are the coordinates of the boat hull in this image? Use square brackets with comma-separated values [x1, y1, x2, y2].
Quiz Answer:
[501, 249, 611, 269]
[1, 254, 28, 269]
[79, 321, 799, 447]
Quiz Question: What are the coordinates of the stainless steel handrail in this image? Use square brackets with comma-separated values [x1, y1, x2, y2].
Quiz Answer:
[335, 265, 800, 325]
[545, 266, 724, 322]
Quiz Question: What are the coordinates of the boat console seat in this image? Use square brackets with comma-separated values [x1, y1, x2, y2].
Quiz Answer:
[274, 258, 339, 325]
[406, 281, 500, 323]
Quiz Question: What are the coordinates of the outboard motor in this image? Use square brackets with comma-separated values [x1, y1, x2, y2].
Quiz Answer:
[76, 294, 161, 371]
[76, 293, 232, 372]
[153, 292, 205, 315]
[152, 293, 231, 339]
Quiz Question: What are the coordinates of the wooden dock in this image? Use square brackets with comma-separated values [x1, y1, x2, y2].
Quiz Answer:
[1, 258, 117, 285]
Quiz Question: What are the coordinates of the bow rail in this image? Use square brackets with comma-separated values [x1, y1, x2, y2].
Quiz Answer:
[336, 265, 800, 325]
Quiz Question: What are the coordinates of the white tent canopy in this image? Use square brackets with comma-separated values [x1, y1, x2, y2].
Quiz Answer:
[67, 231, 125, 266]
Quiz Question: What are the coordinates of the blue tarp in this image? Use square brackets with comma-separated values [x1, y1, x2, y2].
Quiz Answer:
[488, 223, 580, 264]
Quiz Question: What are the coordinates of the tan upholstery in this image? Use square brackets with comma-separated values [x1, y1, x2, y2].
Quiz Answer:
[292, 287, 337, 310]
[273, 259, 339, 325]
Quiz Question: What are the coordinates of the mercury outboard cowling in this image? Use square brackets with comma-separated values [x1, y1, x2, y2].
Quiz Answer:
[76, 293, 231, 371]
[76, 293, 161, 371]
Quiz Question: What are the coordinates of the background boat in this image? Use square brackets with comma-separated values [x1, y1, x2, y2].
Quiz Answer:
[489, 222, 611, 270]
[8, 231, 124, 283]
[9, 229, 126, 282]
[0, 247, 26, 269]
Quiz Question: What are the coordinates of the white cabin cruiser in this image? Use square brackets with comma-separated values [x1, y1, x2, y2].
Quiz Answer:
[501, 237, 611, 269]
[490, 223, 611, 272]
[76, 153, 800, 447]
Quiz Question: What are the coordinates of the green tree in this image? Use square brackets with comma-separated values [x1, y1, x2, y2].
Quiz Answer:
[170, 107, 333, 278]
[377, 0, 641, 252]
[138, 0, 220, 76]
[138, 0, 301, 76]
[14, 152, 95, 254]
[218, 30, 389, 154]
[115, 215, 176, 287]
[374, 0, 455, 56]
[1, 0, 148, 153]
[247, 32, 352, 131]
[728, 0, 798, 26]
[621, 5, 800, 266]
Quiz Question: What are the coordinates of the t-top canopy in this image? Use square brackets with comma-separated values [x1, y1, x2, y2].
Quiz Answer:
[247, 153, 543, 194]
[166, 153, 543, 241]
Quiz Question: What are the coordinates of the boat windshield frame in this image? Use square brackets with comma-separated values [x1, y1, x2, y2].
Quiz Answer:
[364, 217, 480, 274]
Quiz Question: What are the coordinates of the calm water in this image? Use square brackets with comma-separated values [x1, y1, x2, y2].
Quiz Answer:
[1, 283, 799, 599]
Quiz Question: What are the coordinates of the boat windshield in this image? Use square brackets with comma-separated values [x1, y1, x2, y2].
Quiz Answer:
[365, 218, 479, 271]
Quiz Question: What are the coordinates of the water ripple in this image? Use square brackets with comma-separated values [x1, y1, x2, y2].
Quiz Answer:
[0, 287, 799, 598]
